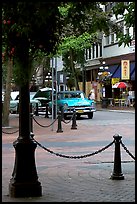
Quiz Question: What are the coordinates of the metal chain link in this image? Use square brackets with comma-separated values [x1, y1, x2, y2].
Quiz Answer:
[2, 129, 19, 134]
[62, 118, 71, 124]
[62, 111, 76, 124]
[120, 140, 135, 160]
[33, 115, 58, 128]
[62, 112, 74, 124]
[33, 137, 115, 159]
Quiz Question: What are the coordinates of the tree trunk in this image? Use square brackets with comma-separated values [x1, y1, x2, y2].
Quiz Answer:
[82, 64, 86, 93]
[9, 38, 42, 198]
[70, 49, 80, 90]
[16, 45, 31, 140]
[2, 59, 13, 127]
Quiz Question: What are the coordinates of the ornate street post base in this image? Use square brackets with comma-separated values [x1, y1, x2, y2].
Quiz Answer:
[9, 138, 42, 197]
[110, 172, 124, 180]
[110, 134, 124, 180]
[9, 180, 42, 197]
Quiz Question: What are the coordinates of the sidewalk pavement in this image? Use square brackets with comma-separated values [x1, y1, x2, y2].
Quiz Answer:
[96, 102, 135, 113]
[2, 106, 135, 202]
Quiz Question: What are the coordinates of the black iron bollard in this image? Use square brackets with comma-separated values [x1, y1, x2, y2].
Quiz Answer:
[110, 134, 124, 180]
[56, 111, 63, 133]
[45, 103, 49, 118]
[60, 106, 64, 121]
[9, 86, 42, 197]
[71, 110, 77, 129]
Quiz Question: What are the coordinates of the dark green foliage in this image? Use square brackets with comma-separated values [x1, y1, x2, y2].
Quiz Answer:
[2, 2, 63, 56]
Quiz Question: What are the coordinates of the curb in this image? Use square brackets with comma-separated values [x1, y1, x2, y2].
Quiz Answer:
[96, 108, 135, 114]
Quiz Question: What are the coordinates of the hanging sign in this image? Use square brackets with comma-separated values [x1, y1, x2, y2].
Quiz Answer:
[121, 60, 130, 80]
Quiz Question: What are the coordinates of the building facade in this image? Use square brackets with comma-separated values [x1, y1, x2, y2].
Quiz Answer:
[79, 2, 135, 101]
[34, 2, 135, 103]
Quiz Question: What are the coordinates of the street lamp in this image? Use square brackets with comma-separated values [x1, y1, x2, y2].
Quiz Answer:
[30, 75, 37, 92]
[45, 72, 52, 87]
[97, 61, 112, 98]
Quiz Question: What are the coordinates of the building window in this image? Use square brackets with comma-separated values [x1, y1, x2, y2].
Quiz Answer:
[125, 27, 129, 35]
[105, 2, 117, 12]
[117, 21, 124, 34]
[133, 27, 135, 40]
[85, 49, 88, 60]
[88, 48, 91, 59]
[105, 35, 109, 45]
[92, 44, 95, 59]
[99, 44, 102, 57]
[111, 33, 114, 44]
[124, 2, 129, 6]
[96, 43, 98, 58]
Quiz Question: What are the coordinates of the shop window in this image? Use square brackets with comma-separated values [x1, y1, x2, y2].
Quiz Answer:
[86, 70, 91, 81]
[91, 69, 98, 81]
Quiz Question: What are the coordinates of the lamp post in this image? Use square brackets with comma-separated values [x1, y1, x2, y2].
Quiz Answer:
[97, 61, 111, 99]
[30, 75, 37, 92]
[97, 61, 112, 108]
[45, 72, 52, 87]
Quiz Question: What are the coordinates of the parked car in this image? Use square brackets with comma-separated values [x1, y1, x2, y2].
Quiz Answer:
[48, 90, 96, 119]
[29, 92, 42, 113]
[10, 91, 41, 114]
[2, 91, 5, 111]
[33, 87, 54, 103]
[33, 87, 55, 112]
[10, 91, 19, 113]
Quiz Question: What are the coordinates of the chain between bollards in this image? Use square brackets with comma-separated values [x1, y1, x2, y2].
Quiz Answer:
[110, 133, 124, 180]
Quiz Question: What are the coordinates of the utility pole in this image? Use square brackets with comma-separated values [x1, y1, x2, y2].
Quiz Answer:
[55, 57, 57, 117]
[82, 64, 86, 93]
[51, 57, 57, 130]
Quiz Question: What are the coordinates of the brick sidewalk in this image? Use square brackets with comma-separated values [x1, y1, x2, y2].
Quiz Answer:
[2, 110, 135, 202]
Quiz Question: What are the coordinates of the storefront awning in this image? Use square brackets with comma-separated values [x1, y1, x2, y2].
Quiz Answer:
[108, 64, 120, 78]
[130, 62, 135, 80]
[131, 70, 135, 80]
[108, 62, 135, 80]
